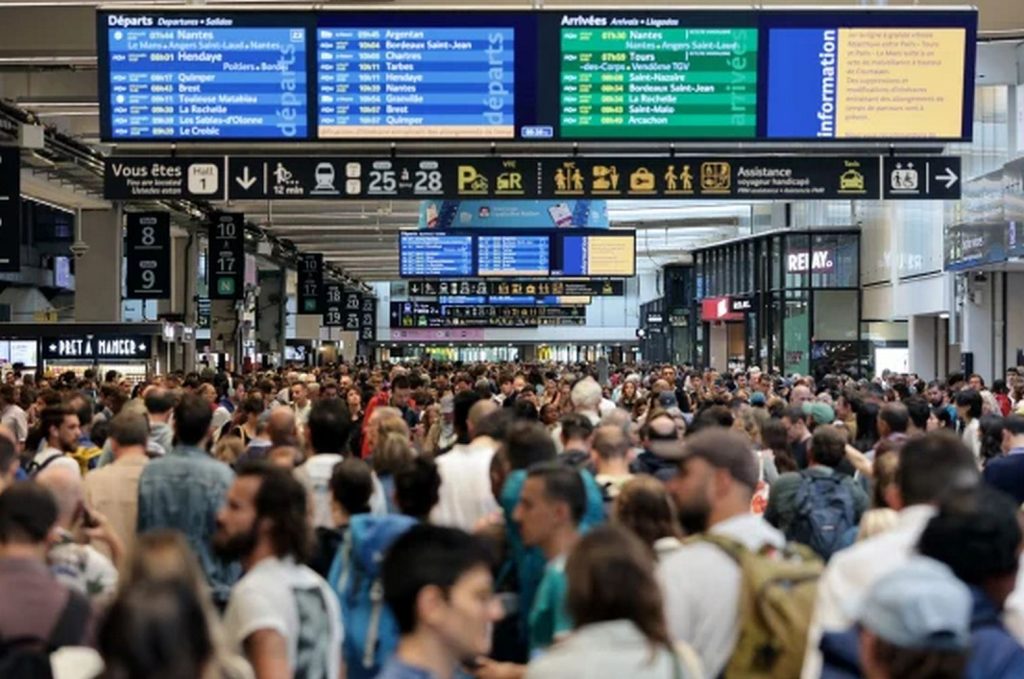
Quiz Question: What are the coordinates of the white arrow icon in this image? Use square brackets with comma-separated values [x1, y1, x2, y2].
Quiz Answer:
[235, 166, 257, 190]
[936, 167, 958, 189]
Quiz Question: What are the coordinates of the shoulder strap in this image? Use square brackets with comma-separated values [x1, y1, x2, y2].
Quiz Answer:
[48, 591, 90, 648]
[686, 533, 747, 564]
[30, 453, 63, 476]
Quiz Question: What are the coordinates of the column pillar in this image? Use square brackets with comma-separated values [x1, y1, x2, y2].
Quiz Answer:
[210, 299, 239, 372]
[257, 267, 286, 367]
[908, 315, 937, 382]
[74, 208, 122, 322]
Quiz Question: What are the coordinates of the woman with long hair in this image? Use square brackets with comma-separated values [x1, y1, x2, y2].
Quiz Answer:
[614, 476, 685, 555]
[760, 418, 798, 474]
[854, 401, 881, 453]
[526, 526, 702, 679]
[617, 380, 641, 413]
[94, 531, 251, 679]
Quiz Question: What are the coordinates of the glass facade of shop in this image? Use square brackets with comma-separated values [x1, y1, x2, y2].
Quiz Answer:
[692, 229, 861, 378]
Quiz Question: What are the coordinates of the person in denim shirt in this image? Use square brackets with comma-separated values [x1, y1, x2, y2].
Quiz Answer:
[137, 393, 239, 605]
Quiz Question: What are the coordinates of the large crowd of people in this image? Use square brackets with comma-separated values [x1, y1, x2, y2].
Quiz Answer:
[1, 360, 1024, 678]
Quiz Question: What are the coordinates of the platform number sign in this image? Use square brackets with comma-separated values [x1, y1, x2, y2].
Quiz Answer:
[343, 291, 362, 331]
[296, 253, 323, 314]
[208, 213, 245, 300]
[125, 212, 170, 299]
[323, 283, 344, 327]
[359, 296, 376, 342]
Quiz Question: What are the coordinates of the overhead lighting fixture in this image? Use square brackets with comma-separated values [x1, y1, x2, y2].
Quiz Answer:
[939, 312, 951, 319]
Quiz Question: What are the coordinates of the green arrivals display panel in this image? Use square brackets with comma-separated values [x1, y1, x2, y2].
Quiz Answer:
[560, 27, 758, 139]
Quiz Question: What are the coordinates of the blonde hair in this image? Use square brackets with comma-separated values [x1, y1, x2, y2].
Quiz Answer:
[857, 508, 899, 542]
[212, 436, 245, 466]
[373, 430, 414, 476]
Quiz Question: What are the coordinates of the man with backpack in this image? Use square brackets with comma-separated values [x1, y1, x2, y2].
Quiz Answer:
[27, 405, 82, 478]
[801, 431, 980, 679]
[658, 428, 821, 679]
[214, 461, 341, 679]
[0, 482, 92, 676]
[765, 425, 868, 560]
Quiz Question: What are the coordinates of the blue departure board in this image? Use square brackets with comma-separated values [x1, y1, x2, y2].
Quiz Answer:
[316, 26, 515, 139]
[399, 233, 474, 277]
[101, 14, 308, 140]
[477, 235, 549, 277]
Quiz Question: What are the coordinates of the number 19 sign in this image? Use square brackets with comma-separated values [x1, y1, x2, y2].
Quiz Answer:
[208, 213, 245, 300]
[125, 212, 171, 299]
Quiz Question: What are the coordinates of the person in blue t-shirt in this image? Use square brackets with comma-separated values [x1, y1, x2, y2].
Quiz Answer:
[376, 525, 502, 679]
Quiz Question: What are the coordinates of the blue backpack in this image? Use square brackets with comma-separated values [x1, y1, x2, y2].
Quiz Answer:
[327, 514, 417, 679]
[788, 473, 857, 561]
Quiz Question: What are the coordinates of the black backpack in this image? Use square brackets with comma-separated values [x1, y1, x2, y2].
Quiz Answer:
[0, 590, 91, 679]
[787, 473, 857, 561]
[22, 452, 65, 479]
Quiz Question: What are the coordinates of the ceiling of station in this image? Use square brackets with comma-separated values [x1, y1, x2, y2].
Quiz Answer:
[0, 2, 1019, 282]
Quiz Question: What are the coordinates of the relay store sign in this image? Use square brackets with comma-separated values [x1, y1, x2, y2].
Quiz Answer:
[42, 336, 152, 360]
[786, 249, 835, 274]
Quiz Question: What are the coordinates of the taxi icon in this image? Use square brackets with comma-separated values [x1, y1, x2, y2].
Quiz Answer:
[839, 169, 865, 192]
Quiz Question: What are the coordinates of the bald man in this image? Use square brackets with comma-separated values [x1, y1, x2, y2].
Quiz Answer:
[36, 466, 121, 602]
[431, 399, 502, 530]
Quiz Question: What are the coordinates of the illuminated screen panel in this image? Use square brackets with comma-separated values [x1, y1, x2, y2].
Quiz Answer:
[316, 25, 515, 139]
[100, 13, 309, 140]
[559, 24, 757, 139]
[558, 233, 636, 277]
[399, 233, 474, 277]
[765, 25, 968, 139]
[477, 235, 550, 277]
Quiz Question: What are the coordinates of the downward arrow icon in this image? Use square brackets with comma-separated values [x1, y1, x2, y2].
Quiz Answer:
[235, 166, 257, 190]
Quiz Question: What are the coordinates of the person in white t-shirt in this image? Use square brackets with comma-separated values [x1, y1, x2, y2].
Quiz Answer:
[431, 399, 503, 530]
[214, 461, 342, 679]
[30, 404, 83, 477]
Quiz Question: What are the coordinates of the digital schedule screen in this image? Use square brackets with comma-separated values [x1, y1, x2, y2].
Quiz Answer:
[399, 233, 474, 278]
[557, 233, 636, 277]
[559, 23, 758, 139]
[99, 13, 308, 140]
[98, 9, 976, 143]
[763, 11, 973, 140]
[316, 26, 515, 139]
[477, 235, 550, 277]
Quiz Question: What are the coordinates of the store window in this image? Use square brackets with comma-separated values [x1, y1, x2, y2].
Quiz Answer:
[784, 292, 810, 375]
[809, 233, 859, 288]
[784, 234, 811, 289]
[813, 290, 859, 340]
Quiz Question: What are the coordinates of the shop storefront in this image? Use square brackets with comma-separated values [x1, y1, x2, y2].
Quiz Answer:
[0, 323, 168, 383]
[693, 229, 862, 378]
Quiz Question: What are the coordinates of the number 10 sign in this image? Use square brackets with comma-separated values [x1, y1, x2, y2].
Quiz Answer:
[125, 212, 171, 299]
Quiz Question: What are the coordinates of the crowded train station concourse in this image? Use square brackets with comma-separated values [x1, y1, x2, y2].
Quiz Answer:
[0, 1, 1023, 677]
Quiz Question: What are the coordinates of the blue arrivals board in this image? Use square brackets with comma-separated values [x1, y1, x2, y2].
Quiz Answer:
[477, 235, 549, 276]
[99, 13, 308, 140]
[316, 26, 515, 139]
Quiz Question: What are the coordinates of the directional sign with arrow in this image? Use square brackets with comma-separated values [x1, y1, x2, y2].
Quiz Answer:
[883, 157, 961, 200]
[228, 159, 265, 200]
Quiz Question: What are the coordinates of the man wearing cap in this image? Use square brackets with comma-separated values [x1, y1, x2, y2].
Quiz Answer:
[801, 432, 979, 679]
[657, 429, 787, 678]
[860, 558, 971, 679]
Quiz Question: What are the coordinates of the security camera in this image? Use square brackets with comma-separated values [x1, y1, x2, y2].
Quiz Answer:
[69, 241, 89, 259]
[973, 272, 987, 283]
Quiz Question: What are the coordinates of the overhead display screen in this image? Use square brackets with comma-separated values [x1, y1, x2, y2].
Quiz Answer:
[477, 235, 549, 277]
[557, 233, 636, 277]
[764, 14, 969, 139]
[317, 26, 515, 139]
[399, 233, 474, 278]
[559, 24, 757, 139]
[399, 229, 635, 279]
[98, 9, 976, 142]
[99, 13, 308, 140]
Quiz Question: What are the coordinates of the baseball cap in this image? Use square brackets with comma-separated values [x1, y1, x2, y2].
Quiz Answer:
[802, 401, 836, 428]
[750, 392, 766, 406]
[857, 557, 971, 652]
[657, 391, 678, 409]
[662, 428, 759, 490]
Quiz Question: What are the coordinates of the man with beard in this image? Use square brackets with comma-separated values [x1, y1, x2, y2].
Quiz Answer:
[28, 405, 83, 477]
[214, 461, 341, 679]
[656, 428, 786, 678]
